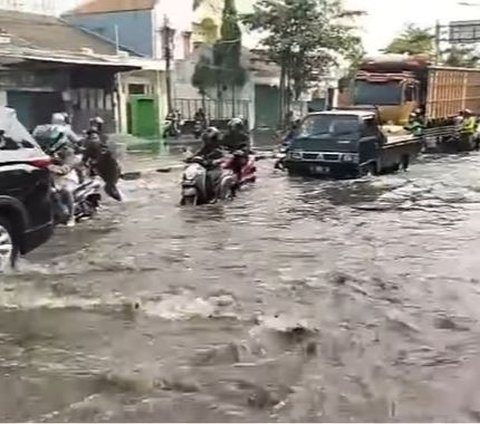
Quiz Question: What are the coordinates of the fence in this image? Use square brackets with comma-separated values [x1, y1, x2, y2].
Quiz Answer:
[174, 98, 251, 121]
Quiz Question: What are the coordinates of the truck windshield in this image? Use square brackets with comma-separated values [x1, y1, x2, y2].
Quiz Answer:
[353, 80, 402, 106]
[298, 114, 359, 139]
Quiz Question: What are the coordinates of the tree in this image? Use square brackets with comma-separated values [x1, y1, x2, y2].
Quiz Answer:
[383, 24, 434, 55]
[443, 45, 480, 67]
[191, 0, 247, 115]
[213, 0, 247, 111]
[192, 53, 216, 98]
[242, 0, 363, 124]
[338, 44, 366, 92]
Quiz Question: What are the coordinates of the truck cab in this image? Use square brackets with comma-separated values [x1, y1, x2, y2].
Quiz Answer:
[284, 110, 420, 178]
[352, 54, 429, 127]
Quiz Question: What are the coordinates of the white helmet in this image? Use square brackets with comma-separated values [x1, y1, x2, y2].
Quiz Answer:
[51, 113, 66, 125]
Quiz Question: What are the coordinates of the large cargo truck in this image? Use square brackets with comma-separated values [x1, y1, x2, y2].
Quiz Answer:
[352, 54, 480, 149]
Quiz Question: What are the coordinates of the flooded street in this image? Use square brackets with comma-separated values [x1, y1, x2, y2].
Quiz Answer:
[4, 152, 480, 422]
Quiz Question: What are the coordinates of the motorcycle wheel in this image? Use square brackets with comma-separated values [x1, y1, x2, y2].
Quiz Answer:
[181, 195, 198, 206]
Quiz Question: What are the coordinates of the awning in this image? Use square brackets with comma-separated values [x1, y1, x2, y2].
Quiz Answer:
[0, 47, 142, 71]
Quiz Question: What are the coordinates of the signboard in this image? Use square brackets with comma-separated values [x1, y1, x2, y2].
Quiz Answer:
[449, 20, 480, 43]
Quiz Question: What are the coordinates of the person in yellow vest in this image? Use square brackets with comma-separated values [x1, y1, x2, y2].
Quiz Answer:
[460, 109, 476, 151]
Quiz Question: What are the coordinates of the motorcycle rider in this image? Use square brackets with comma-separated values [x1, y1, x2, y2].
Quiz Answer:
[33, 112, 82, 153]
[48, 131, 79, 227]
[193, 126, 224, 201]
[83, 117, 123, 202]
[222, 117, 251, 182]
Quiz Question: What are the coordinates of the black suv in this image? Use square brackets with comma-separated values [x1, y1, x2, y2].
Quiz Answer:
[0, 107, 54, 271]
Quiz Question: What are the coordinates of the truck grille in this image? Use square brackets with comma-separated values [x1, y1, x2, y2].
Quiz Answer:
[302, 153, 319, 160]
[322, 154, 340, 161]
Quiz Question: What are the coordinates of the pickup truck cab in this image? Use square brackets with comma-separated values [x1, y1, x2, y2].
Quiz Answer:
[284, 110, 421, 178]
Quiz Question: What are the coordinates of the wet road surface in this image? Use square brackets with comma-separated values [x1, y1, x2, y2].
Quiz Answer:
[4, 152, 480, 421]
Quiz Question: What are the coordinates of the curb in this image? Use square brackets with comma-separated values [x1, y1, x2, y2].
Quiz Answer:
[120, 150, 275, 180]
[121, 163, 184, 180]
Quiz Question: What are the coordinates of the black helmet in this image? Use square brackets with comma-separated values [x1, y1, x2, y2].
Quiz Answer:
[228, 117, 244, 131]
[202, 126, 220, 144]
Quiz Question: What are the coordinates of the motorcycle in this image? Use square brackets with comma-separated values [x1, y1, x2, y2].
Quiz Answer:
[51, 167, 102, 225]
[181, 156, 235, 206]
[163, 119, 181, 138]
[223, 149, 257, 188]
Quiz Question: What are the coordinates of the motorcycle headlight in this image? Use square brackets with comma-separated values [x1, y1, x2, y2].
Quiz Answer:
[342, 153, 359, 163]
[184, 165, 202, 180]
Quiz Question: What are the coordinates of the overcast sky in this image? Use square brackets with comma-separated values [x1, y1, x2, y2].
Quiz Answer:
[241, 0, 480, 53]
[5, 0, 480, 54]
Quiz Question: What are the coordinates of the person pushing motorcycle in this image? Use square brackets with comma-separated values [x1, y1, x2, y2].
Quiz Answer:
[83, 117, 123, 202]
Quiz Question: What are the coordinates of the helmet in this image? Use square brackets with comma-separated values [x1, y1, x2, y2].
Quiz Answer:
[203, 126, 220, 143]
[51, 113, 66, 125]
[90, 116, 104, 125]
[228, 117, 244, 131]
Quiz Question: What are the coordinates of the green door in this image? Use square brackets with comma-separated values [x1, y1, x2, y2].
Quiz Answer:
[128, 95, 159, 138]
[255, 85, 280, 129]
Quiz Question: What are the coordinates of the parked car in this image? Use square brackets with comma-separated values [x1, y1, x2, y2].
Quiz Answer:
[0, 107, 54, 271]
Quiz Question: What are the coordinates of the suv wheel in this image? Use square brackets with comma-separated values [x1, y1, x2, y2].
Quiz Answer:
[0, 217, 16, 272]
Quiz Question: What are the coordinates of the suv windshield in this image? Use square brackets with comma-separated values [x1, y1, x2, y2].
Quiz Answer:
[0, 107, 37, 150]
[353, 80, 402, 106]
[299, 114, 360, 139]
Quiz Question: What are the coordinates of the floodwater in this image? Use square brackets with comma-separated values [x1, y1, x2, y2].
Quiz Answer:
[4, 152, 480, 422]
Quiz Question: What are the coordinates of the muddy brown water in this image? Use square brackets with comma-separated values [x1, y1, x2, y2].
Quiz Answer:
[3, 153, 480, 422]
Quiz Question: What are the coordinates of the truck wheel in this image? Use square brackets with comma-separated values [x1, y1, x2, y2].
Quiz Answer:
[0, 216, 18, 273]
[401, 154, 410, 171]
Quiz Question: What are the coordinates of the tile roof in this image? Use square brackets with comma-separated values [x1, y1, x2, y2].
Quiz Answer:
[66, 0, 158, 15]
[0, 9, 118, 55]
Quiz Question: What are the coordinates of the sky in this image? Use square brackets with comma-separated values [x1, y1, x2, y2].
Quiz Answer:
[241, 0, 480, 53]
[3, 0, 480, 54]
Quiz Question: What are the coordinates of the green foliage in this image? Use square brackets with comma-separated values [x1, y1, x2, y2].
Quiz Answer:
[215, 0, 247, 90]
[383, 24, 434, 55]
[339, 44, 366, 92]
[443, 45, 480, 68]
[192, 54, 216, 95]
[193, 0, 204, 10]
[242, 0, 363, 99]
[191, 0, 247, 97]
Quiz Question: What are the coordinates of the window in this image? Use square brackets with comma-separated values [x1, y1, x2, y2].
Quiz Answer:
[353, 81, 402, 106]
[404, 84, 416, 102]
[362, 117, 378, 137]
[183, 31, 192, 58]
[129, 84, 147, 95]
[0, 109, 36, 150]
[299, 114, 360, 138]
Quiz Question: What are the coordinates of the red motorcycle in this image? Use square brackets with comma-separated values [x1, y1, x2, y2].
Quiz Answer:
[222, 150, 257, 189]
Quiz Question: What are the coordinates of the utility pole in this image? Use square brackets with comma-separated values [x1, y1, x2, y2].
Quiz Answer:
[435, 20, 441, 65]
[162, 15, 174, 114]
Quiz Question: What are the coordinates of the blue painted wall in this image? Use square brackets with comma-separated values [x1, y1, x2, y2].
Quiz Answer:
[66, 10, 153, 57]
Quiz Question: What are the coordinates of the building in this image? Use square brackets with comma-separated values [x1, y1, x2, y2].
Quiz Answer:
[64, 0, 194, 61]
[0, 9, 165, 139]
[192, 0, 223, 46]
